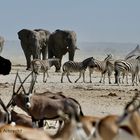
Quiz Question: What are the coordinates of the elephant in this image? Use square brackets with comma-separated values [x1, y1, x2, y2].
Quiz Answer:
[0, 56, 11, 75]
[18, 29, 51, 70]
[48, 29, 78, 72]
[0, 36, 4, 54]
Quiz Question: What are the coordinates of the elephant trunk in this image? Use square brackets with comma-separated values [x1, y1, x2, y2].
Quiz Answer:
[33, 40, 41, 59]
[69, 48, 75, 61]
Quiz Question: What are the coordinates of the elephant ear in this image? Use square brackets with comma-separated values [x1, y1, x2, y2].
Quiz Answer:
[18, 29, 32, 42]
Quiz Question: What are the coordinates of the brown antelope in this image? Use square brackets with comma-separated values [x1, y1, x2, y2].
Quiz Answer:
[80, 94, 140, 140]
[0, 101, 86, 140]
[116, 92, 140, 139]
[7, 72, 84, 129]
[0, 98, 32, 128]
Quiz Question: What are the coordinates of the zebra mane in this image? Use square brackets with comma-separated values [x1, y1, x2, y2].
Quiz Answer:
[82, 57, 94, 68]
[136, 56, 140, 60]
[104, 54, 112, 61]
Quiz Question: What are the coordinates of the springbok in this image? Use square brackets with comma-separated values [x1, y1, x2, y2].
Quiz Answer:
[116, 92, 140, 139]
[80, 93, 140, 140]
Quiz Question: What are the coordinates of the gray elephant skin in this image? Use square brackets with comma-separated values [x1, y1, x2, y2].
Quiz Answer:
[0, 56, 11, 75]
[48, 29, 78, 71]
[18, 29, 51, 70]
[0, 36, 4, 54]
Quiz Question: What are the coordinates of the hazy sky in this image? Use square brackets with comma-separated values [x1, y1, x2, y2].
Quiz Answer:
[0, 0, 140, 43]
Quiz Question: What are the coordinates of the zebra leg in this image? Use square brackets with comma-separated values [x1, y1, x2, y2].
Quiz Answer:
[114, 70, 119, 85]
[108, 72, 112, 84]
[122, 73, 125, 84]
[32, 72, 38, 83]
[99, 73, 103, 83]
[75, 72, 82, 83]
[47, 71, 49, 78]
[102, 73, 106, 84]
[61, 72, 65, 83]
[139, 74, 140, 83]
[89, 71, 92, 83]
[132, 74, 136, 86]
[89, 68, 93, 83]
[67, 73, 72, 83]
[126, 74, 129, 84]
[43, 72, 47, 83]
[136, 74, 138, 85]
[82, 72, 85, 83]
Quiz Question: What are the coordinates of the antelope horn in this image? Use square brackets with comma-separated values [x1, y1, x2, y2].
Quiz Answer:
[16, 72, 33, 95]
[17, 72, 26, 94]
[28, 72, 36, 94]
[0, 98, 11, 123]
[125, 92, 139, 110]
[6, 99, 13, 108]
[0, 98, 9, 113]
[7, 72, 19, 108]
[132, 93, 140, 112]
[7, 72, 33, 108]
[13, 71, 18, 95]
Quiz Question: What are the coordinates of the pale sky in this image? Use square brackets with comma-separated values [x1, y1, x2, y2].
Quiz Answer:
[0, 0, 140, 43]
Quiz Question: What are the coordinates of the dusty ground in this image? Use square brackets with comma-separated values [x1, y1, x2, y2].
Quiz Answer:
[0, 65, 139, 119]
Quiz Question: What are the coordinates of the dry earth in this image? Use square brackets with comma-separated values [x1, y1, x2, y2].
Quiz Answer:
[0, 65, 139, 119]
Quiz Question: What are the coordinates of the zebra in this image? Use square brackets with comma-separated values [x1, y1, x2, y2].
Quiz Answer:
[114, 56, 140, 85]
[31, 58, 60, 83]
[88, 54, 113, 84]
[61, 57, 94, 83]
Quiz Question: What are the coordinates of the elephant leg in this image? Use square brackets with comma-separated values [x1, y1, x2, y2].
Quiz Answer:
[48, 47, 54, 59]
[21, 42, 32, 70]
[26, 56, 31, 70]
[69, 49, 75, 61]
[33, 51, 41, 60]
[55, 56, 62, 72]
[41, 47, 48, 60]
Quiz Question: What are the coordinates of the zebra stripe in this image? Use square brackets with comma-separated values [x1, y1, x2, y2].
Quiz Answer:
[31, 58, 60, 83]
[114, 57, 140, 85]
[61, 57, 94, 83]
[88, 54, 113, 84]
